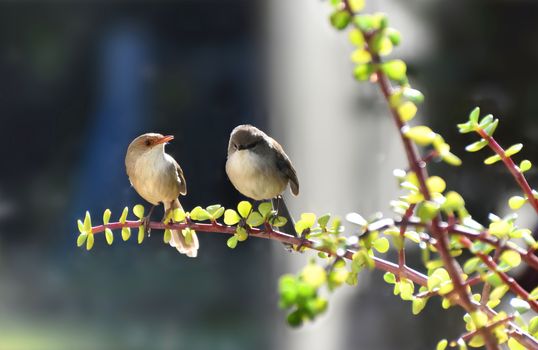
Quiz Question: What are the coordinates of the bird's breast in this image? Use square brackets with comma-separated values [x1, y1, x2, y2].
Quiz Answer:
[226, 150, 287, 200]
[129, 152, 180, 205]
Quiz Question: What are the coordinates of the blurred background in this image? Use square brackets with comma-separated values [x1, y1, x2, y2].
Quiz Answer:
[1, 0, 537, 349]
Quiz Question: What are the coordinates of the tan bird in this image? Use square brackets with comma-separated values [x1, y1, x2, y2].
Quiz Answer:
[125, 133, 199, 257]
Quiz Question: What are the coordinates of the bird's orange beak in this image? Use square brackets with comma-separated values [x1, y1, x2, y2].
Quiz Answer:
[156, 135, 174, 145]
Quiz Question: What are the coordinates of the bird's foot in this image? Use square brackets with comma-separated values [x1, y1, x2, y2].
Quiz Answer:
[142, 205, 156, 237]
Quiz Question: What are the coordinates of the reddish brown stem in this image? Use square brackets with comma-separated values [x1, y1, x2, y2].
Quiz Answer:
[476, 127, 538, 214]
[90, 220, 428, 286]
[398, 204, 416, 277]
[461, 316, 514, 342]
[459, 236, 538, 313]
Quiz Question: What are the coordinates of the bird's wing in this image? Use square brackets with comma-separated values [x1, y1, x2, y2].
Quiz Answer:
[272, 139, 300, 196]
[173, 159, 187, 196]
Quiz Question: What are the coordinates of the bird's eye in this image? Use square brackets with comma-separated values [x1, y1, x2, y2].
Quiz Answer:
[233, 143, 238, 150]
[145, 140, 152, 146]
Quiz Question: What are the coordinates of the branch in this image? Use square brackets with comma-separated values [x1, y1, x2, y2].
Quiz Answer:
[476, 126, 538, 215]
[90, 220, 429, 286]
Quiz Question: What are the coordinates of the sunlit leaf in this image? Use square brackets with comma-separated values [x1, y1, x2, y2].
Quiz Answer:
[105, 228, 114, 245]
[86, 234, 94, 251]
[103, 209, 111, 225]
[224, 209, 241, 225]
[237, 201, 252, 218]
[508, 196, 526, 210]
[133, 204, 145, 219]
[403, 126, 436, 146]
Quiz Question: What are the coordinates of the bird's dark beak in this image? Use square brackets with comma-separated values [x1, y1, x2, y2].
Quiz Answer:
[156, 135, 174, 145]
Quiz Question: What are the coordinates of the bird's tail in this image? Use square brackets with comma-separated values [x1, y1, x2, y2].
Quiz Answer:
[164, 198, 199, 258]
[271, 196, 296, 251]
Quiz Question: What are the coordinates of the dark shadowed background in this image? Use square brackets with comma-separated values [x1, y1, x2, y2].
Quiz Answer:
[0, 1, 537, 349]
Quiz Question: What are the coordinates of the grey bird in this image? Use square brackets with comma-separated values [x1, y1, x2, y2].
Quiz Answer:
[226, 125, 299, 235]
[125, 133, 199, 257]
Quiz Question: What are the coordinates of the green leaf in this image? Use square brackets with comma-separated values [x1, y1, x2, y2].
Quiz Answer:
[189, 206, 211, 221]
[354, 14, 374, 31]
[119, 207, 129, 224]
[77, 233, 88, 247]
[163, 229, 172, 244]
[404, 126, 436, 146]
[371, 34, 393, 56]
[224, 209, 241, 225]
[385, 28, 401, 46]
[484, 154, 502, 165]
[246, 212, 264, 227]
[505, 143, 523, 157]
[442, 191, 465, 211]
[417, 201, 440, 222]
[372, 237, 389, 253]
[353, 63, 374, 81]
[86, 234, 94, 251]
[520, 160, 532, 172]
[227, 235, 238, 249]
[382, 60, 407, 81]
[272, 216, 288, 228]
[479, 114, 494, 128]
[465, 139, 488, 152]
[183, 229, 194, 245]
[83, 211, 92, 233]
[105, 228, 114, 245]
[483, 118, 499, 136]
[235, 227, 248, 242]
[329, 10, 351, 30]
[402, 88, 424, 104]
[206, 205, 225, 220]
[510, 298, 530, 314]
[469, 107, 480, 123]
[383, 272, 396, 284]
[457, 121, 474, 134]
[500, 250, 521, 268]
[463, 257, 481, 274]
[237, 201, 252, 218]
[133, 204, 145, 219]
[122, 227, 131, 241]
[317, 214, 331, 228]
[426, 176, 446, 193]
[286, 310, 303, 327]
[508, 196, 526, 210]
[137, 226, 145, 244]
[258, 202, 273, 218]
[103, 209, 111, 225]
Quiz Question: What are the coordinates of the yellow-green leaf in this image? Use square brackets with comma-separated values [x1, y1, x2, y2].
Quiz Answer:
[465, 139, 488, 152]
[77, 233, 88, 247]
[227, 235, 238, 249]
[163, 229, 172, 244]
[426, 176, 446, 194]
[520, 160, 532, 172]
[404, 126, 436, 146]
[103, 209, 111, 225]
[348, 0, 365, 11]
[86, 234, 94, 251]
[508, 196, 526, 210]
[301, 263, 327, 288]
[398, 101, 417, 122]
[348, 28, 365, 47]
[119, 207, 129, 224]
[436, 339, 448, 350]
[77, 220, 84, 233]
[505, 143, 523, 157]
[484, 154, 501, 165]
[373, 237, 389, 253]
[189, 206, 211, 221]
[507, 338, 526, 350]
[133, 204, 145, 219]
[500, 250, 521, 268]
[246, 212, 264, 227]
[258, 202, 273, 218]
[122, 227, 131, 241]
[137, 226, 145, 244]
[83, 211, 92, 233]
[351, 49, 371, 64]
[172, 208, 186, 222]
[237, 201, 252, 218]
[105, 228, 114, 245]
[224, 209, 241, 225]
[382, 59, 406, 81]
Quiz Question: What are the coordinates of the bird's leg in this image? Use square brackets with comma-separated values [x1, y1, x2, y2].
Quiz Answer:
[143, 205, 156, 237]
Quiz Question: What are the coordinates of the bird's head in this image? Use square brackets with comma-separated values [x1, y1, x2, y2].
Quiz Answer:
[127, 133, 174, 159]
[228, 125, 266, 155]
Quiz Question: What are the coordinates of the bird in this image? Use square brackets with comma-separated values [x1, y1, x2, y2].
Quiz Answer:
[225, 124, 299, 235]
[125, 133, 199, 257]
